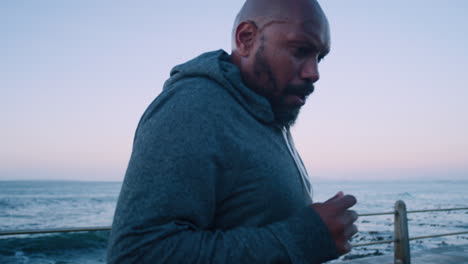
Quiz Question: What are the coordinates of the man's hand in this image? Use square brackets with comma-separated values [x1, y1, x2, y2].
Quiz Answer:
[311, 192, 358, 255]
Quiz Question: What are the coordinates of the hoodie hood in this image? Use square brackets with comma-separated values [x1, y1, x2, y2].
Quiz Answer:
[163, 50, 275, 124]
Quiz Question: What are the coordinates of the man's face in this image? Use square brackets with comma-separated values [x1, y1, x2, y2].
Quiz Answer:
[248, 17, 330, 126]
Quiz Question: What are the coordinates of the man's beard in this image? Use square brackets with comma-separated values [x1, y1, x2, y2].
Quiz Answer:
[270, 96, 302, 128]
[253, 48, 314, 127]
[270, 83, 314, 127]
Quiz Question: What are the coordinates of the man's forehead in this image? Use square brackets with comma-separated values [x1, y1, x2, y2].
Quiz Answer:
[262, 18, 330, 49]
[301, 18, 330, 46]
[259, 16, 327, 33]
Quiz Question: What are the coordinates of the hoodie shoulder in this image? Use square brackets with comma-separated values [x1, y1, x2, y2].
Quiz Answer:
[140, 50, 274, 131]
[139, 77, 239, 133]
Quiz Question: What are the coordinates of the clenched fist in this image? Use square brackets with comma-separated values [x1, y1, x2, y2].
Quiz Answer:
[312, 192, 358, 255]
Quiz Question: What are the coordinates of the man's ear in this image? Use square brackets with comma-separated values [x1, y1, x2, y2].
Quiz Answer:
[235, 21, 258, 57]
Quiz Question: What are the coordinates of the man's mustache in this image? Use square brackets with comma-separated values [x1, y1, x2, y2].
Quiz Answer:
[284, 83, 315, 97]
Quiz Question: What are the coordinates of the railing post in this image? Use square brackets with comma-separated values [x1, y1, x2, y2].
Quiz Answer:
[394, 200, 411, 264]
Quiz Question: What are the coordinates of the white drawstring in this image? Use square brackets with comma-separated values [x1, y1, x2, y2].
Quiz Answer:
[281, 127, 313, 199]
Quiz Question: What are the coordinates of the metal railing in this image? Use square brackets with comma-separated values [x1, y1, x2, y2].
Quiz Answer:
[352, 201, 468, 264]
[0, 201, 467, 264]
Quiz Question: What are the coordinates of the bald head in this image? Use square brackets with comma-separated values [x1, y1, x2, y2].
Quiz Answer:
[230, 0, 331, 127]
[232, 0, 329, 50]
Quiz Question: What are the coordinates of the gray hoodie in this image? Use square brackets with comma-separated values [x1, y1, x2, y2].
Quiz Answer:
[107, 50, 339, 263]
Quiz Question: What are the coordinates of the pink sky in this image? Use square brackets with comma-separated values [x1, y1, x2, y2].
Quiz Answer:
[1, 1, 467, 181]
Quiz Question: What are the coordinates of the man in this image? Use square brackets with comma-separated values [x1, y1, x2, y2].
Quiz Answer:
[108, 0, 358, 263]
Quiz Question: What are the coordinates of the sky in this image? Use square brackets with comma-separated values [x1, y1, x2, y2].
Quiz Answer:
[1, 0, 467, 181]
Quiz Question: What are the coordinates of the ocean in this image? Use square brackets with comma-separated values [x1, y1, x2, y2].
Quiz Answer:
[0, 180, 467, 263]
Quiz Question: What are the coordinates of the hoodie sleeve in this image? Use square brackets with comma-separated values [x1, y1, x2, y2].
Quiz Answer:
[107, 85, 339, 264]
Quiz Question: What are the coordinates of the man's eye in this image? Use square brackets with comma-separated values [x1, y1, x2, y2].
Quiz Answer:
[318, 54, 325, 63]
[293, 47, 309, 58]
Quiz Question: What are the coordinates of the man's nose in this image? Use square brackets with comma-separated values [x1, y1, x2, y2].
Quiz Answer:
[300, 57, 320, 83]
